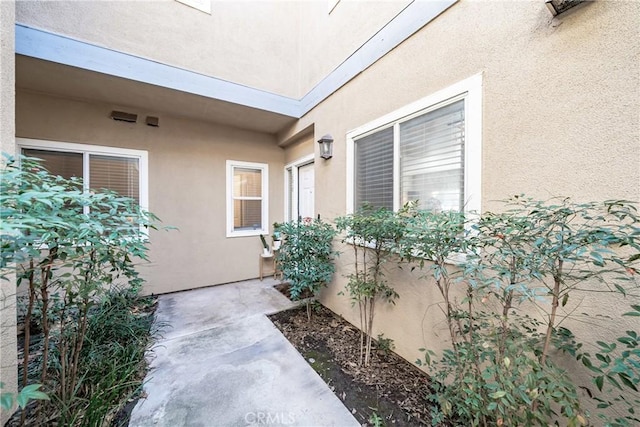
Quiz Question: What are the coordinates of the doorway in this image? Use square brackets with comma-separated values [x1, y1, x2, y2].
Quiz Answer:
[285, 154, 315, 222]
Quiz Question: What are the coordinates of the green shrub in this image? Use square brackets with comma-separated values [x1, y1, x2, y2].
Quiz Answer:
[1, 154, 169, 424]
[275, 217, 338, 320]
[404, 196, 639, 426]
[336, 206, 405, 367]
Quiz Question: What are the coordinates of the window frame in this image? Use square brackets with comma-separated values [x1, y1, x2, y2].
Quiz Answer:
[226, 160, 269, 238]
[16, 138, 149, 213]
[346, 73, 482, 215]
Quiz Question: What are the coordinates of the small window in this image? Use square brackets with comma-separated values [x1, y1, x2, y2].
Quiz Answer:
[227, 160, 269, 237]
[18, 139, 149, 214]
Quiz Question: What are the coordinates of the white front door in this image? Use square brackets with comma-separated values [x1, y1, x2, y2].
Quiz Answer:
[298, 163, 314, 219]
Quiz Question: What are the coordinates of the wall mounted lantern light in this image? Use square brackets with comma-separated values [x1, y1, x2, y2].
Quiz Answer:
[318, 134, 334, 160]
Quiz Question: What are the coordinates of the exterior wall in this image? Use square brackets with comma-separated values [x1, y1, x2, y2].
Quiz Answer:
[282, 0, 640, 416]
[0, 1, 17, 423]
[297, 0, 410, 94]
[284, 134, 314, 165]
[16, 90, 286, 295]
[16, 0, 411, 99]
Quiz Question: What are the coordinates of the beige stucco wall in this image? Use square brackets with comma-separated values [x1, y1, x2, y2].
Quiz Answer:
[282, 0, 640, 418]
[16, 0, 410, 99]
[0, 1, 17, 424]
[296, 0, 410, 94]
[16, 90, 286, 295]
[284, 133, 314, 165]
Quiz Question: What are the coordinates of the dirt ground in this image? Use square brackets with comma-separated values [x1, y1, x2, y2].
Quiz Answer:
[269, 288, 442, 426]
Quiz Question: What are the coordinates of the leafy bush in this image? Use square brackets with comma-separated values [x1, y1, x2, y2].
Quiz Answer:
[54, 289, 158, 425]
[403, 196, 639, 426]
[336, 206, 405, 367]
[275, 217, 337, 320]
[580, 305, 640, 427]
[1, 154, 168, 424]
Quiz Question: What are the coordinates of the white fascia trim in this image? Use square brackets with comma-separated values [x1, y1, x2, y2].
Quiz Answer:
[16, 137, 150, 212]
[345, 72, 483, 215]
[299, 0, 458, 115]
[226, 160, 269, 238]
[15, 0, 457, 120]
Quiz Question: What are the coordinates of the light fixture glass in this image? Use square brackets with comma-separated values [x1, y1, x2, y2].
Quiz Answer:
[318, 134, 334, 160]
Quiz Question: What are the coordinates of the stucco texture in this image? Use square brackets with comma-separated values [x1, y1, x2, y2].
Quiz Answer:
[16, 90, 287, 295]
[0, 0, 17, 423]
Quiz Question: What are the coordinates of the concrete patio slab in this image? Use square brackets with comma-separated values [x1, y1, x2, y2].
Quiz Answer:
[129, 278, 360, 427]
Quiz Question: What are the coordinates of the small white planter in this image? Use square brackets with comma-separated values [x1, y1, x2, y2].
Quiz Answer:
[272, 240, 281, 250]
[263, 248, 272, 256]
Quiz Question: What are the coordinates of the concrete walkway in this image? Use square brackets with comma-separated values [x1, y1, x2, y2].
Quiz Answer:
[129, 279, 360, 427]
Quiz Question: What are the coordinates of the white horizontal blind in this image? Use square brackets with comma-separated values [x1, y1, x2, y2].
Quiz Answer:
[354, 126, 394, 210]
[89, 155, 140, 204]
[233, 167, 263, 230]
[399, 100, 465, 212]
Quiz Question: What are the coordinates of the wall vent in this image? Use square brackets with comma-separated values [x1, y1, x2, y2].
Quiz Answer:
[146, 116, 160, 127]
[110, 111, 138, 123]
[545, 0, 585, 16]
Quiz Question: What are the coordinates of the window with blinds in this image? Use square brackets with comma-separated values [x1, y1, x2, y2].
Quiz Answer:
[353, 99, 466, 212]
[227, 160, 269, 237]
[22, 148, 142, 207]
[348, 74, 482, 215]
[90, 155, 140, 204]
[355, 127, 394, 210]
[400, 100, 465, 212]
[232, 167, 263, 231]
[22, 149, 83, 180]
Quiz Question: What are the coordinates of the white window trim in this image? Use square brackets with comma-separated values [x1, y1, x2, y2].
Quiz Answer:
[16, 138, 150, 213]
[346, 73, 483, 215]
[284, 154, 315, 223]
[226, 160, 269, 238]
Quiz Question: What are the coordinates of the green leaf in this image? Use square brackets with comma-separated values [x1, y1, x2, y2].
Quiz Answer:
[595, 375, 604, 391]
[618, 374, 638, 392]
[1, 392, 14, 411]
[489, 391, 506, 399]
[590, 251, 605, 266]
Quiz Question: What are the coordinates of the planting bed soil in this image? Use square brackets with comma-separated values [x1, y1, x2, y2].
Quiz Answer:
[269, 291, 443, 426]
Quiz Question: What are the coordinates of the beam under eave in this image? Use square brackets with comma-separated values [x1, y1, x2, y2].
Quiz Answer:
[14, 24, 301, 118]
[14, 0, 457, 122]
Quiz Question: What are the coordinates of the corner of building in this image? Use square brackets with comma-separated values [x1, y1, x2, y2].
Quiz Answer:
[0, 0, 18, 424]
